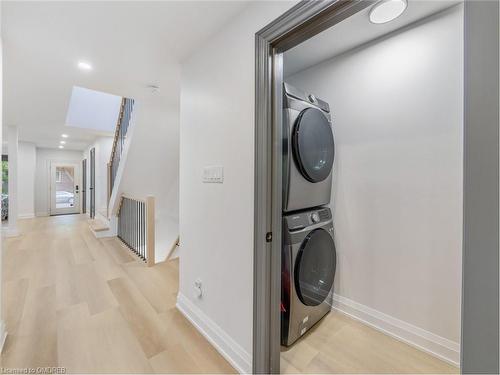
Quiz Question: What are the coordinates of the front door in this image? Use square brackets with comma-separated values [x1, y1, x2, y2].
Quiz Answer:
[50, 162, 80, 215]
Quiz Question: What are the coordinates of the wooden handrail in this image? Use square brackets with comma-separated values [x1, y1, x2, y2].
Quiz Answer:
[109, 97, 126, 165]
[117, 195, 147, 214]
[107, 98, 126, 213]
[107, 162, 112, 217]
[108, 98, 135, 208]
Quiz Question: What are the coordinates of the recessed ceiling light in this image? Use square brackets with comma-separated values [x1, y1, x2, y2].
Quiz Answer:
[369, 0, 407, 24]
[77, 61, 92, 71]
[58, 145, 64, 149]
[60, 141, 66, 144]
[61, 134, 68, 138]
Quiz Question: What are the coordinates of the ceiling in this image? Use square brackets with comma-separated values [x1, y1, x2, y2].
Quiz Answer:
[2, 1, 250, 150]
[284, 0, 462, 77]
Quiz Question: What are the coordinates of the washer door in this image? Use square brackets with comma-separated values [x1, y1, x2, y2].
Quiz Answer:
[295, 228, 336, 306]
[292, 108, 334, 183]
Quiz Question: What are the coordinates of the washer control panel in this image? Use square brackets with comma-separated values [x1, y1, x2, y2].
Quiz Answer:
[285, 207, 332, 231]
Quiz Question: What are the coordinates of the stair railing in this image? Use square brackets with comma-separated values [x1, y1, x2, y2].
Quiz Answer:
[107, 97, 135, 207]
[117, 195, 155, 266]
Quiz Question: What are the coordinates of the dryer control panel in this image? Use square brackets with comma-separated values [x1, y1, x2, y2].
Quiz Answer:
[283, 82, 330, 113]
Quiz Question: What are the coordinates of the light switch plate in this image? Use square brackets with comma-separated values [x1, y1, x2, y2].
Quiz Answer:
[202, 165, 224, 183]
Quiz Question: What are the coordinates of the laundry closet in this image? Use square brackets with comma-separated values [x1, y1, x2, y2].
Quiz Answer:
[279, 1, 463, 373]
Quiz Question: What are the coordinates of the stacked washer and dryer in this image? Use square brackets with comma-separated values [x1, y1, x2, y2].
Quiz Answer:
[281, 83, 337, 346]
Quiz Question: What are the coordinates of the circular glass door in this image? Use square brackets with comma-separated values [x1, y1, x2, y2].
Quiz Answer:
[295, 228, 336, 306]
[292, 108, 334, 183]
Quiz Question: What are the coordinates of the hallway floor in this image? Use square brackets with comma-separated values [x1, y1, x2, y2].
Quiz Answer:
[1, 215, 235, 373]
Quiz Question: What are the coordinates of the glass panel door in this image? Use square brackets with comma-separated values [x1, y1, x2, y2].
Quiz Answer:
[50, 162, 80, 215]
[56, 166, 75, 209]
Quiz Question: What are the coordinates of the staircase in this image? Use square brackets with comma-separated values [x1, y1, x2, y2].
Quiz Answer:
[89, 96, 158, 265]
[108, 98, 134, 204]
[88, 208, 116, 238]
[85, 97, 132, 239]
[86, 98, 134, 240]
[87, 93, 177, 265]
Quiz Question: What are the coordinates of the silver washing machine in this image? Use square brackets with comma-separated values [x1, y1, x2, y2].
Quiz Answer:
[283, 83, 335, 213]
[281, 207, 336, 346]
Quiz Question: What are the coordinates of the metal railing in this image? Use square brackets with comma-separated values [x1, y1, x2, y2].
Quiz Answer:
[117, 195, 155, 266]
[90, 147, 96, 219]
[108, 98, 135, 202]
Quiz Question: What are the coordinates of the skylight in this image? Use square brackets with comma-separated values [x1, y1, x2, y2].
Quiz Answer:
[65, 86, 123, 133]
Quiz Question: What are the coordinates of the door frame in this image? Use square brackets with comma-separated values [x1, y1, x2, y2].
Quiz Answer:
[82, 158, 87, 214]
[253, 0, 499, 373]
[49, 161, 81, 215]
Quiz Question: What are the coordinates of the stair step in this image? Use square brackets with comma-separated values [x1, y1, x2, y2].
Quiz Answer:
[88, 219, 109, 232]
[98, 208, 108, 219]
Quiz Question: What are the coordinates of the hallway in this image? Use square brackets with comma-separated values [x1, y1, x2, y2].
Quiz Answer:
[0, 215, 235, 373]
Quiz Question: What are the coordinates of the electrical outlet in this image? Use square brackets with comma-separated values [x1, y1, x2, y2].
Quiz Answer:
[194, 278, 203, 298]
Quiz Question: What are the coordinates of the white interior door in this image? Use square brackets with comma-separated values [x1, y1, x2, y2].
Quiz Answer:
[50, 162, 81, 215]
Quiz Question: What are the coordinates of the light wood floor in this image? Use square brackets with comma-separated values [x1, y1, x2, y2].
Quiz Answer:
[1, 215, 459, 374]
[281, 310, 459, 374]
[0, 214, 235, 374]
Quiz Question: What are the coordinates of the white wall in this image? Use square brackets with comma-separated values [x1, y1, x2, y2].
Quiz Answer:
[18, 141, 36, 218]
[35, 148, 82, 216]
[179, 1, 295, 372]
[82, 136, 113, 215]
[287, 4, 463, 353]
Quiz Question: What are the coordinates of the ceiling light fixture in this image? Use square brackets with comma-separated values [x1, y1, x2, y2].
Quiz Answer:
[60, 141, 66, 144]
[147, 85, 160, 94]
[77, 61, 93, 71]
[369, 0, 407, 24]
[61, 134, 68, 138]
[58, 145, 64, 149]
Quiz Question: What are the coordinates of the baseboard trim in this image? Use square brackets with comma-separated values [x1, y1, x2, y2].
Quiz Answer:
[0, 320, 7, 353]
[18, 213, 35, 219]
[176, 293, 251, 374]
[35, 212, 49, 217]
[2, 227, 20, 238]
[330, 293, 460, 367]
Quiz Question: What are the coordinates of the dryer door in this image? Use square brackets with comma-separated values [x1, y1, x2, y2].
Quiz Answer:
[295, 228, 336, 306]
[292, 107, 334, 183]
